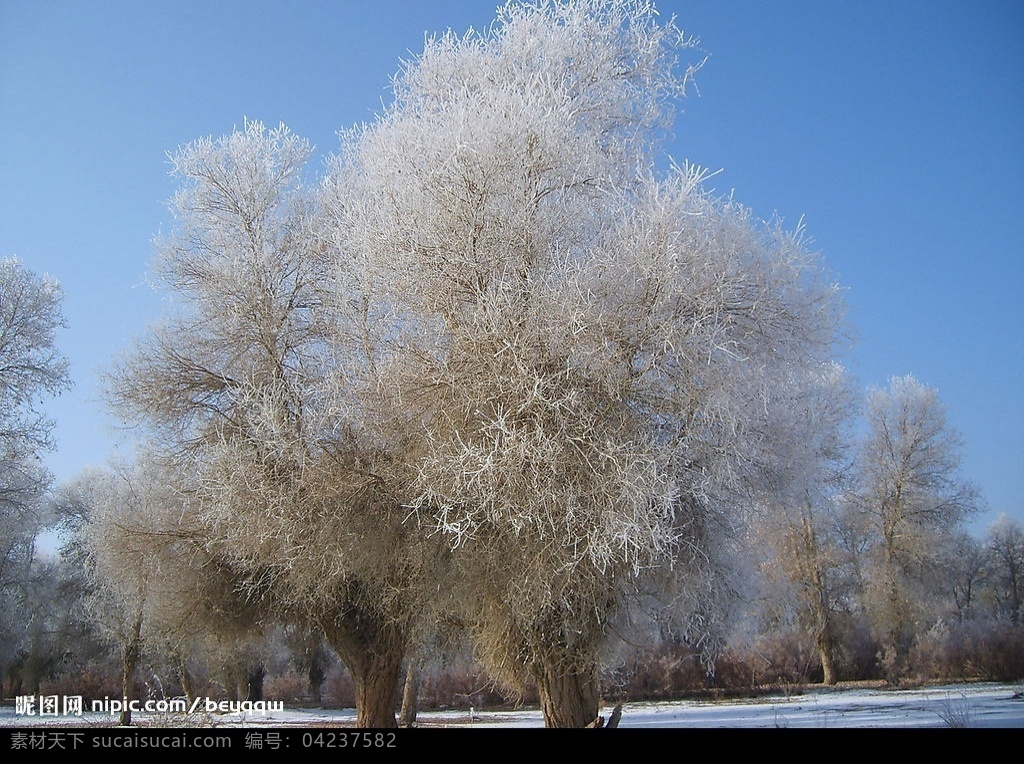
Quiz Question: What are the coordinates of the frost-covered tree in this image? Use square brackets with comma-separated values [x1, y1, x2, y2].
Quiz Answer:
[111, 0, 851, 726]
[748, 364, 857, 685]
[985, 515, 1024, 626]
[940, 531, 988, 624]
[68, 462, 173, 726]
[327, 0, 846, 726]
[852, 375, 980, 682]
[64, 454, 267, 724]
[107, 120, 440, 727]
[0, 257, 69, 474]
[0, 256, 70, 687]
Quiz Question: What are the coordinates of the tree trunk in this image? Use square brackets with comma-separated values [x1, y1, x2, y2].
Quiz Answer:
[246, 664, 266, 701]
[320, 601, 407, 728]
[120, 615, 144, 726]
[225, 665, 240, 702]
[398, 663, 420, 726]
[816, 626, 839, 686]
[6, 662, 24, 698]
[353, 654, 403, 728]
[307, 646, 326, 705]
[535, 664, 600, 728]
[175, 656, 195, 705]
[881, 554, 908, 684]
[801, 511, 840, 686]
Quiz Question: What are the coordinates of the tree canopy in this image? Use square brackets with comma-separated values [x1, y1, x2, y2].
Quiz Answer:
[109, 0, 849, 727]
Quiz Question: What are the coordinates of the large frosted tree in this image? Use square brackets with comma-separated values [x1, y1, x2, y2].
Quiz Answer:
[328, 0, 846, 726]
[112, 0, 849, 727]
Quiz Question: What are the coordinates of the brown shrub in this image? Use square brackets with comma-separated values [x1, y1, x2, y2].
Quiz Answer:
[263, 671, 310, 704]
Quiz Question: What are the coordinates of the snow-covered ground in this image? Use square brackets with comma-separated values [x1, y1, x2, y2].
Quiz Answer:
[3, 682, 1022, 728]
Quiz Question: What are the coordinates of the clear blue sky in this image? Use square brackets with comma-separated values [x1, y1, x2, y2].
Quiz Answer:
[2, 0, 1021, 535]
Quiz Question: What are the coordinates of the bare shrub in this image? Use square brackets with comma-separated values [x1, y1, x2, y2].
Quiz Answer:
[263, 672, 309, 705]
[973, 623, 1024, 681]
[936, 691, 974, 728]
[911, 620, 1024, 682]
[322, 665, 355, 709]
[420, 665, 512, 711]
[40, 664, 120, 704]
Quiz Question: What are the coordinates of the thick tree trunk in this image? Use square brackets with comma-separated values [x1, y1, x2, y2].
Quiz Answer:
[320, 601, 407, 728]
[353, 654, 403, 728]
[816, 626, 839, 686]
[535, 664, 600, 728]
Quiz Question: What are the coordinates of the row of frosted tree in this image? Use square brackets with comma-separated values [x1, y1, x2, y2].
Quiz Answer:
[1, 1, 1021, 727]
[3, 403, 1020, 725]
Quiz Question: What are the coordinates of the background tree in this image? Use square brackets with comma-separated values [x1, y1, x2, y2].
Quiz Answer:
[941, 531, 988, 625]
[64, 453, 269, 724]
[281, 620, 332, 705]
[0, 256, 70, 693]
[329, 0, 845, 726]
[1, 556, 88, 697]
[852, 374, 980, 682]
[69, 460, 181, 726]
[748, 364, 857, 685]
[985, 515, 1023, 626]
